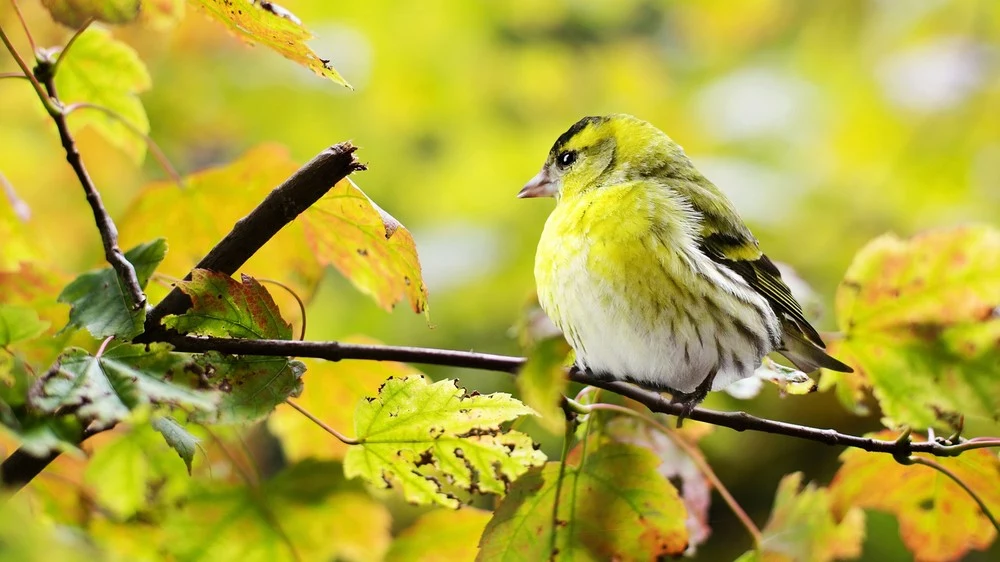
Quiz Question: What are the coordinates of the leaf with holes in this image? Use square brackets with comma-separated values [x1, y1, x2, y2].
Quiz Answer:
[822, 225, 1000, 429]
[29, 343, 218, 429]
[190, 0, 349, 87]
[163, 270, 292, 340]
[269, 338, 419, 461]
[191, 352, 304, 424]
[478, 441, 689, 560]
[735, 472, 865, 562]
[54, 26, 151, 162]
[58, 239, 166, 339]
[343, 375, 544, 508]
[301, 178, 428, 314]
[830, 431, 1000, 562]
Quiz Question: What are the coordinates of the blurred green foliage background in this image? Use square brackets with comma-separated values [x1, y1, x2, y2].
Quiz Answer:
[2, 0, 998, 559]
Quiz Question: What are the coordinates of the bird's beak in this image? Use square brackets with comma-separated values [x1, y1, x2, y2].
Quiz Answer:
[517, 169, 557, 198]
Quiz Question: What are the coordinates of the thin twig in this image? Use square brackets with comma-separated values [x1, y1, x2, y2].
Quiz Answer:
[161, 335, 1000, 459]
[284, 399, 359, 445]
[38, 72, 147, 311]
[906, 456, 1000, 534]
[9, 0, 36, 54]
[583, 402, 763, 547]
[0, 23, 58, 116]
[51, 17, 93, 76]
[0, 72, 28, 80]
[259, 278, 308, 340]
[63, 102, 184, 186]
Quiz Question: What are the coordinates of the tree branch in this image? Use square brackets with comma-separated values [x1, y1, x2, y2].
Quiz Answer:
[33, 58, 147, 311]
[137, 142, 365, 341]
[162, 335, 998, 459]
[0, 143, 365, 493]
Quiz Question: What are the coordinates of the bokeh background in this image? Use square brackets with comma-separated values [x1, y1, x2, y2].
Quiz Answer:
[2, 0, 998, 560]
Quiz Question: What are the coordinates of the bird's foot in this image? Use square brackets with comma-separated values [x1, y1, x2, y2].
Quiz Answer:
[669, 369, 718, 428]
[669, 391, 703, 428]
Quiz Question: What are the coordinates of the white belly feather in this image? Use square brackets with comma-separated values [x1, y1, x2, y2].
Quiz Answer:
[538, 235, 779, 394]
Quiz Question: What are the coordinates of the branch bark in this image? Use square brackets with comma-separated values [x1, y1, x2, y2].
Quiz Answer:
[162, 335, 996, 460]
[137, 142, 365, 341]
[37, 63, 147, 311]
[0, 143, 365, 493]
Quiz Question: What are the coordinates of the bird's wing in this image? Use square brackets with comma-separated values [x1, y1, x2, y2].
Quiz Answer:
[698, 232, 825, 347]
[678, 176, 827, 348]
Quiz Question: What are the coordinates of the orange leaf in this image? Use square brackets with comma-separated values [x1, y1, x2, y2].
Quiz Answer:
[831, 431, 1000, 562]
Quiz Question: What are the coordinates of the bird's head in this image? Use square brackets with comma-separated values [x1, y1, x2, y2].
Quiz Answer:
[518, 114, 690, 201]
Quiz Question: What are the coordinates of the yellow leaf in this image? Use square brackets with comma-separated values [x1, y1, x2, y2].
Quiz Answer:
[190, 0, 350, 87]
[386, 508, 492, 562]
[301, 178, 429, 314]
[118, 144, 323, 323]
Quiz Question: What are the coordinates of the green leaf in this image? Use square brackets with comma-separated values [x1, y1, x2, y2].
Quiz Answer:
[191, 352, 304, 423]
[152, 416, 199, 474]
[163, 270, 292, 339]
[54, 26, 151, 162]
[831, 431, 1000, 562]
[269, 344, 418, 461]
[190, 0, 350, 87]
[84, 423, 191, 518]
[58, 239, 166, 339]
[0, 304, 49, 346]
[478, 442, 689, 561]
[301, 178, 429, 314]
[737, 472, 865, 562]
[386, 508, 492, 562]
[40, 0, 141, 27]
[516, 337, 570, 434]
[166, 460, 391, 562]
[343, 375, 545, 508]
[29, 343, 218, 429]
[823, 225, 1000, 429]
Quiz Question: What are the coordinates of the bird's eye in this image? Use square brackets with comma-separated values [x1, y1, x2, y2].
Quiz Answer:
[557, 151, 578, 168]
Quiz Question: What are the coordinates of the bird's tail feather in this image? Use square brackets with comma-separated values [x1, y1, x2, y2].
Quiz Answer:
[779, 323, 853, 373]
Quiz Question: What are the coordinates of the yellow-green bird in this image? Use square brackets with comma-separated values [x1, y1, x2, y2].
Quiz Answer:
[520, 114, 851, 418]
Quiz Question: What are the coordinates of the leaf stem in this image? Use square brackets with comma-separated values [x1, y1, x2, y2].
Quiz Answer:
[8, 0, 36, 55]
[51, 18, 93, 77]
[283, 399, 360, 445]
[0, 23, 59, 116]
[258, 278, 308, 340]
[583, 402, 763, 548]
[63, 102, 184, 187]
[0, 72, 28, 80]
[906, 456, 1000, 534]
[549, 400, 577, 558]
